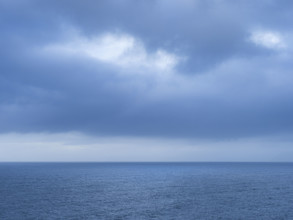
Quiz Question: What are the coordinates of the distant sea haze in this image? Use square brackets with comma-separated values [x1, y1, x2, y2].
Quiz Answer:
[0, 162, 293, 219]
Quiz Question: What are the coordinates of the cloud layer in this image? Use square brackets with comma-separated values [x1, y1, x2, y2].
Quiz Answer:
[1, 0, 293, 143]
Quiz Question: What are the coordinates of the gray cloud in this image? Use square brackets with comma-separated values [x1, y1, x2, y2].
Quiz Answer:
[1, 0, 293, 140]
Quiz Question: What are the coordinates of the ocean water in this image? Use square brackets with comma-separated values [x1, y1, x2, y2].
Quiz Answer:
[0, 163, 293, 220]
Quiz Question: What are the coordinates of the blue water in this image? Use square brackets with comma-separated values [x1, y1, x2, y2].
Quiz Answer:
[0, 163, 293, 219]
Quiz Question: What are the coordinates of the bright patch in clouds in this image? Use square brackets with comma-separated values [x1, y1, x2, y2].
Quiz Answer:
[43, 32, 180, 72]
[250, 30, 286, 50]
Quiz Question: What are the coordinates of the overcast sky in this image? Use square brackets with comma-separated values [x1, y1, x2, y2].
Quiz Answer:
[1, 0, 293, 161]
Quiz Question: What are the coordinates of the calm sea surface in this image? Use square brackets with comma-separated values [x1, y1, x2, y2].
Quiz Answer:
[0, 162, 293, 219]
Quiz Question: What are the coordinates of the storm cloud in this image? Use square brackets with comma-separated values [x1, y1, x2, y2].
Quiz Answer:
[1, 0, 293, 146]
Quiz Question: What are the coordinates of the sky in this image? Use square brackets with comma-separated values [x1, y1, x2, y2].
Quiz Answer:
[1, 0, 293, 161]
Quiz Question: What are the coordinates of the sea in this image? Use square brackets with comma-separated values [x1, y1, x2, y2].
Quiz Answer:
[0, 162, 293, 219]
